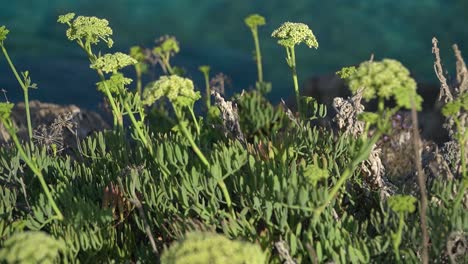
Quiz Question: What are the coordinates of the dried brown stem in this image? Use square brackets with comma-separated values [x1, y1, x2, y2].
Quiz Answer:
[432, 37, 453, 103]
[453, 44, 468, 94]
[410, 99, 429, 264]
[129, 197, 159, 255]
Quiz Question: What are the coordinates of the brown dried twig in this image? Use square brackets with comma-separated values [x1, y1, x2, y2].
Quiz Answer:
[432, 37, 453, 103]
[410, 98, 429, 264]
[453, 44, 468, 94]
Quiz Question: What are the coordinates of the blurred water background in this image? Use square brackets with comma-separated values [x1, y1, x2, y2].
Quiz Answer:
[0, 0, 467, 110]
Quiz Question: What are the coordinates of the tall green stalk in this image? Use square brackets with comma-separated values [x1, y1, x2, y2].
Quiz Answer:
[0, 114, 63, 221]
[199, 65, 211, 109]
[0, 44, 34, 145]
[245, 14, 266, 83]
[272, 22, 318, 116]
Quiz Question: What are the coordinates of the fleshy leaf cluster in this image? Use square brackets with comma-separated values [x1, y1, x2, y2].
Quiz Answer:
[143, 75, 200, 107]
[0, 25, 9, 44]
[90, 52, 137, 74]
[0, 231, 66, 263]
[388, 194, 417, 214]
[60, 13, 114, 48]
[271, 22, 318, 49]
[160, 232, 267, 264]
[245, 14, 266, 30]
[338, 59, 423, 110]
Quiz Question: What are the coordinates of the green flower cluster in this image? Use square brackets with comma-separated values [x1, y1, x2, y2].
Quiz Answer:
[245, 14, 266, 30]
[198, 65, 210, 75]
[388, 194, 417, 214]
[0, 231, 65, 263]
[0, 102, 14, 120]
[271, 22, 318, 49]
[143, 75, 200, 107]
[97, 72, 133, 95]
[153, 36, 180, 56]
[160, 232, 266, 264]
[90, 52, 137, 74]
[303, 164, 329, 187]
[442, 92, 468, 117]
[0, 25, 9, 44]
[130, 46, 147, 63]
[338, 59, 423, 110]
[58, 13, 114, 48]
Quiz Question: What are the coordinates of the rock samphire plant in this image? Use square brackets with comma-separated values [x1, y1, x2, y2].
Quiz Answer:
[0, 12, 466, 264]
[272, 22, 318, 115]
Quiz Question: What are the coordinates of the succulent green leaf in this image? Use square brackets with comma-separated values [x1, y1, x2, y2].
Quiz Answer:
[160, 232, 266, 264]
[90, 52, 137, 74]
[272, 22, 318, 48]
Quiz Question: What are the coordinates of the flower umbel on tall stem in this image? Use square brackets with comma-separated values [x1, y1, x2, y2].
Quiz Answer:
[245, 14, 266, 84]
[143, 75, 234, 215]
[199, 65, 211, 109]
[272, 22, 318, 115]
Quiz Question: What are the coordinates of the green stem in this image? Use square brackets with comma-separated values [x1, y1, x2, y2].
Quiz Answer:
[78, 41, 122, 127]
[175, 110, 209, 167]
[1, 45, 33, 144]
[202, 71, 211, 109]
[136, 66, 142, 98]
[188, 108, 200, 136]
[5, 122, 63, 220]
[312, 132, 381, 222]
[163, 55, 174, 75]
[124, 102, 152, 155]
[174, 109, 233, 215]
[393, 213, 404, 262]
[251, 29, 263, 83]
[289, 47, 301, 115]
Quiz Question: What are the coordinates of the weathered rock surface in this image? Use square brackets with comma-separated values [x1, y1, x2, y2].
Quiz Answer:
[0, 100, 109, 146]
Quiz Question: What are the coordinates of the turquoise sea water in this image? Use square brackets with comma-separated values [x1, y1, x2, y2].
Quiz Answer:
[0, 0, 467, 109]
